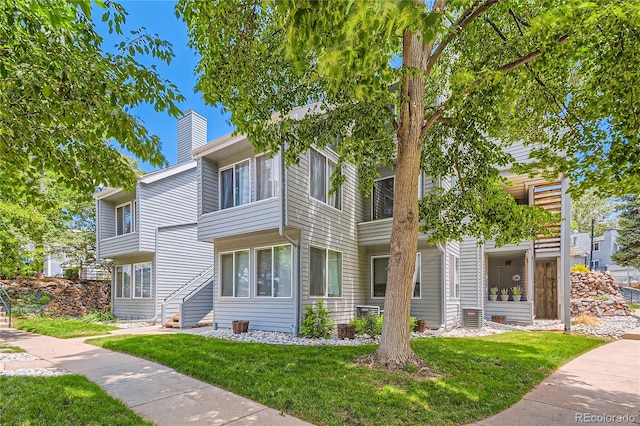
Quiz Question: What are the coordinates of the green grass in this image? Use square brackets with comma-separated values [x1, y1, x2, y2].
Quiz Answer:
[90, 331, 603, 425]
[16, 317, 118, 339]
[628, 302, 640, 310]
[0, 341, 24, 353]
[0, 375, 152, 425]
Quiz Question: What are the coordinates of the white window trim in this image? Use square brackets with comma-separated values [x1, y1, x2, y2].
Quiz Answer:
[255, 152, 280, 202]
[593, 242, 600, 251]
[254, 244, 292, 298]
[219, 249, 251, 298]
[308, 149, 343, 211]
[372, 176, 395, 221]
[115, 264, 132, 299]
[449, 255, 460, 300]
[115, 201, 135, 236]
[370, 254, 422, 299]
[219, 158, 252, 210]
[309, 245, 343, 298]
[132, 261, 152, 299]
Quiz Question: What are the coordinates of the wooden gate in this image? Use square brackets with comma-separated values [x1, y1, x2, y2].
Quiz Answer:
[535, 261, 558, 319]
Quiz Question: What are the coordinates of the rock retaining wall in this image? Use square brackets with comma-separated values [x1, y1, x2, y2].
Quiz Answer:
[570, 271, 632, 317]
[0, 277, 111, 317]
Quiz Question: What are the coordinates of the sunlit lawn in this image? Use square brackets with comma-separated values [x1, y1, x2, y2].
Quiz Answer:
[16, 317, 118, 339]
[90, 331, 604, 425]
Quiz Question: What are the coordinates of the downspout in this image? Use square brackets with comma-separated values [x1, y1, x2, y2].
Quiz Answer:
[278, 146, 301, 336]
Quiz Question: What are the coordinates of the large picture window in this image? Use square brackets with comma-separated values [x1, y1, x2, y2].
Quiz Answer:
[116, 201, 134, 235]
[220, 160, 250, 209]
[220, 250, 250, 297]
[115, 265, 131, 298]
[310, 246, 342, 297]
[134, 262, 152, 298]
[256, 245, 292, 298]
[371, 253, 421, 298]
[373, 177, 394, 220]
[256, 153, 280, 201]
[449, 255, 460, 299]
[309, 149, 341, 210]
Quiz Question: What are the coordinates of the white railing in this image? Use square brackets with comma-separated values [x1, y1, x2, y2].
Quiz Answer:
[161, 265, 214, 325]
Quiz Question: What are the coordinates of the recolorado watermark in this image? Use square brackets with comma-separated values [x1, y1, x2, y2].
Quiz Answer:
[575, 412, 638, 423]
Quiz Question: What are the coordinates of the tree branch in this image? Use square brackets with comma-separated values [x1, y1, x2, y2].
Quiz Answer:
[497, 33, 570, 73]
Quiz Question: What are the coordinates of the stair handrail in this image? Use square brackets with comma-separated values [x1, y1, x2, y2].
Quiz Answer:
[0, 284, 12, 328]
[163, 264, 214, 303]
[182, 276, 214, 303]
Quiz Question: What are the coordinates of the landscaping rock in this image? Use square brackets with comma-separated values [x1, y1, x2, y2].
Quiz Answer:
[570, 271, 632, 317]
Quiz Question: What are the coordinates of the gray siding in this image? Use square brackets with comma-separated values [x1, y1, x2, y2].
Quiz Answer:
[139, 167, 198, 252]
[198, 198, 281, 242]
[112, 256, 155, 319]
[100, 232, 139, 259]
[156, 223, 213, 319]
[484, 301, 533, 324]
[287, 148, 367, 325]
[177, 110, 207, 164]
[181, 279, 214, 328]
[460, 237, 483, 309]
[199, 157, 218, 216]
[503, 140, 541, 165]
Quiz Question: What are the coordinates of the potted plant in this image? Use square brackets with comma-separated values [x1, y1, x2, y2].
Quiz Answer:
[511, 286, 522, 302]
[489, 287, 499, 301]
[500, 288, 509, 301]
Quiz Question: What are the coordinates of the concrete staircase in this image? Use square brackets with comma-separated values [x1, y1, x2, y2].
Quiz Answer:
[164, 313, 181, 329]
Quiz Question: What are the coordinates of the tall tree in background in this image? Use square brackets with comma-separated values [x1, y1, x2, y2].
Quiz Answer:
[179, 0, 640, 368]
[572, 189, 616, 236]
[0, 0, 184, 198]
[611, 196, 640, 270]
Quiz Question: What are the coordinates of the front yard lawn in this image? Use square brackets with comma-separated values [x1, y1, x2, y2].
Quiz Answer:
[16, 317, 118, 339]
[90, 331, 603, 425]
[0, 375, 152, 425]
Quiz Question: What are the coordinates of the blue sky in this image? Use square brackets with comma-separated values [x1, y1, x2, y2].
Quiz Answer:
[96, 1, 235, 171]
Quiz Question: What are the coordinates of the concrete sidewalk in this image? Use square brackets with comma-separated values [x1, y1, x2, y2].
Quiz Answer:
[0, 327, 311, 426]
[469, 327, 640, 426]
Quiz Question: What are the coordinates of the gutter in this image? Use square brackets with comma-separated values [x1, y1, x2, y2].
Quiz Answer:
[278, 146, 301, 337]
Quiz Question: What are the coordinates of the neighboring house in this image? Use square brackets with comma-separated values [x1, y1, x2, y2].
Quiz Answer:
[95, 110, 213, 326]
[570, 229, 618, 271]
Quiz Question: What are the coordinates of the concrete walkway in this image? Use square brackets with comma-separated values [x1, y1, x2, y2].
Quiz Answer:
[469, 327, 640, 426]
[0, 327, 311, 426]
[2, 326, 639, 426]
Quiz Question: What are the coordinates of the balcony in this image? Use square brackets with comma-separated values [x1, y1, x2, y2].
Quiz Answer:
[198, 198, 281, 242]
[99, 232, 139, 259]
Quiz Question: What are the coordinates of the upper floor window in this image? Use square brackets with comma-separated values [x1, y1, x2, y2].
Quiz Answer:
[220, 160, 250, 210]
[309, 246, 342, 297]
[593, 241, 600, 251]
[116, 201, 134, 235]
[220, 250, 250, 297]
[309, 149, 341, 210]
[256, 153, 280, 201]
[373, 177, 394, 220]
[372, 253, 421, 298]
[256, 245, 292, 298]
[449, 255, 460, 299]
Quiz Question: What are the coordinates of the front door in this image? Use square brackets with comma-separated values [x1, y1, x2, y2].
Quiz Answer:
[535, 260, 558, 319]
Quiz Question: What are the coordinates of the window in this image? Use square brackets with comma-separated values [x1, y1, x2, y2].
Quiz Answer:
[220, 160, 250, 209]
[220, 250, 250, 297]
[309, 149, 341, 210]
[310, 246, 342, 297]
[371, 254, 421, 298]
[256, 153, 280, 201]
[449, 255, 460, 299]
[133, 262, 152, 298]
[373, 177, 394, 220]
[591, 259, 600, 269]
[115, 265, 131, 298]
[593, 241, 600, 251]
[116, 202, 134, 235]
[256, 245, 292, 297]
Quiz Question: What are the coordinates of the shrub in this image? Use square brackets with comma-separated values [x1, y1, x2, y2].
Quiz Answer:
[349, 314, 419, 337]
[572, 313, 601, 326]
[64, 268, 80, 280]
[571, 264, 589, 273]
[81, 310, 116, 323]
[300, 301, 334, 338]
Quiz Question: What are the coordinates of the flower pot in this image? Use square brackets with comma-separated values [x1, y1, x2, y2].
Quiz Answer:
[414, 319, 428, 333]
[492, 315, 507, 324]
[500, 295, 509, 301]
[512, 295, 522, 302]
[489, 295, 498, 301]
[232, 320, 249, 334]
[337, 323, 356, 339]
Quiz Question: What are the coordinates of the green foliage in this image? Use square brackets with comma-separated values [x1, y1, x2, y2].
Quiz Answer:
[300, 301, 334, 338]
[500, 288, 509, 296]
[571, 263, 589, 273]
[595, 294, 610, 301]
[64, 268, 80, 280]
[611, 196, 640, 269]
[90, 332, 604, 426]
[0, 0, 184, 198]
[0, 375, 153, 425]
[490, 287, 499, 295]
[511, 286, 522, 296]
[80, 310, 116, 323]
[350, 314, 418, 336]
[571, 189, 616, 234]
[16, 317, 117, 339]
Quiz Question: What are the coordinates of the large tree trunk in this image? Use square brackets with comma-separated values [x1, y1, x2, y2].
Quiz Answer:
[367, 29, 429, 369]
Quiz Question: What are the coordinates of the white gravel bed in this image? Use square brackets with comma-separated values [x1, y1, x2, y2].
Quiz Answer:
[114, 321, 156, 329]
[571, 315, 640, 340]
[0, 352, 39, 362]
[0, 367, 69, 377]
